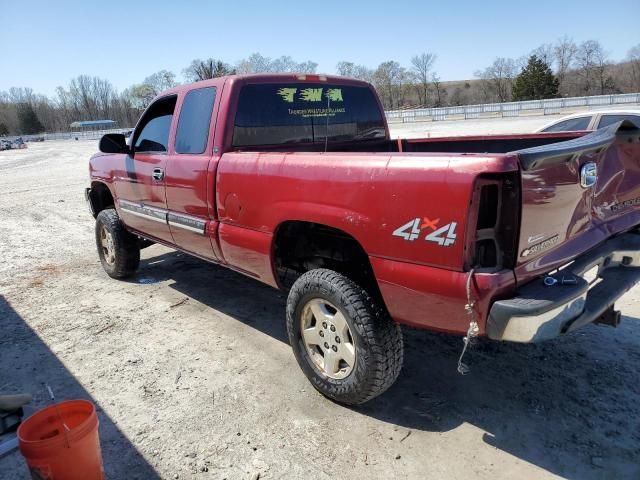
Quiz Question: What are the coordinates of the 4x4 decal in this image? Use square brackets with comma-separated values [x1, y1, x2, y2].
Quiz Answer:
[392, 217, 457, 247]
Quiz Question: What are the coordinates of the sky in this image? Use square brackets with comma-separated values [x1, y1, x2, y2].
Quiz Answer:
[1, 0, 639, 97]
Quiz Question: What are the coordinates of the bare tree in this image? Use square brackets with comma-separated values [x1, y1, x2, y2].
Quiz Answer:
[336, 61, 356, 77]
[475, 57, 518, 102]
[627, 44, 640, 91]
[116, 91, 141, 126]
[236, 53, 317, 74]
[54, 86, 74, 127]
[8, 87, 35, 104]
[31, 94, 60, 131]
[123, 84, 156, 110]
[121, 70, 179, 111]
[69, 75, 98, 119]
[0, 90, 19, 133]
[431, 73, 447, 107]
[373, 61, 407, 109]
[553, 36, 578, 95]
[183, 58, 235, 82]
[270, 56, 317, 73]
[143, 70, 177, 95]
[296, 60, 319, 73]
[532, 43, 554, 67]
[575, 40, 616, 95]
[93, 77, 115, 119]
[449, 87, 467, 106]
[336, 62, 374, 82]
[411, 53, 436, 106]
[236, 53, 273, 73]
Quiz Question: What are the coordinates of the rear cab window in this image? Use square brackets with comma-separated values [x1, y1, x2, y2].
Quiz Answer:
[597, 114, 640, 129]
[542, 116, 592, 133]
[232, 83, 386, 148]
[175, 87, 217, 154]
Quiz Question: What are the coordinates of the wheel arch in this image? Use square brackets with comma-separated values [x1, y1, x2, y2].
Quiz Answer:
[271, 220, 383, 302]
[88, 181, 115, 218]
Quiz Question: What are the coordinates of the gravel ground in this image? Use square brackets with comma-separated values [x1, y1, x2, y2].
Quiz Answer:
[1, 136, 640, 479]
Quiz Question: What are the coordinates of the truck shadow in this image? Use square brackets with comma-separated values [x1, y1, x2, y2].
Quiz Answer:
[140, 250, 640, 480]
[0, 295, 160, 480]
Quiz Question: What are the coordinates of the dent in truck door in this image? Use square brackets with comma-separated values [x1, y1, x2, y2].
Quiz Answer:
[164, 86, 220, 261]
[114, 95, 177, 243]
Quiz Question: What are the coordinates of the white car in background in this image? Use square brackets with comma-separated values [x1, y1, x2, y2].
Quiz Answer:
[537, 109, 640, 132]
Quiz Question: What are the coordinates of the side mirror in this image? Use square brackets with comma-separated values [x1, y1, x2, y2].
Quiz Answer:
[99, 133, 129, 154]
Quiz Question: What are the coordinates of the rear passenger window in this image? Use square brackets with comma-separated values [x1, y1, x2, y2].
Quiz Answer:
[598, 114, 640, 129]
[175, 87, 216, 154]
[542, 116, 591, 132]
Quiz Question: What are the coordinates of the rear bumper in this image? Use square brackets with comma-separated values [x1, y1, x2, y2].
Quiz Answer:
[487, 232, 640, 342]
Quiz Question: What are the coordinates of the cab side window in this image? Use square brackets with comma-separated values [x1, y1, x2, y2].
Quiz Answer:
[134, 96, 177, 153]
[175, 87, 217, 154]
[598, 114, 640, 129]
[542, 116, 592, 132]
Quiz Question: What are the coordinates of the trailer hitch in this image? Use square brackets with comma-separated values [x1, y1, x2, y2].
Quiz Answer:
[594, 305, 621, 328]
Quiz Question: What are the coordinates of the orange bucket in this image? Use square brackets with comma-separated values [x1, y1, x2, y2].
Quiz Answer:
[17, 399, 104, 480]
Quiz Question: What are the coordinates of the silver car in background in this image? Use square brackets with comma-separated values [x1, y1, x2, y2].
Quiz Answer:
[537, 109, 640, 132]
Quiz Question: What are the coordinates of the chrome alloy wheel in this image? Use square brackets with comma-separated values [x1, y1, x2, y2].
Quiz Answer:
[100, 225, 116, 265]
[300, 298, 356, 379]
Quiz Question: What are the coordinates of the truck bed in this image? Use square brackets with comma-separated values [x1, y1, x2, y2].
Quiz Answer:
[233, 131, 585, 154]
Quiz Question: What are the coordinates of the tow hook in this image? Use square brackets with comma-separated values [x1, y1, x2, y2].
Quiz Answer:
[595, 305, 621, 327]
[543, 275, 579, 287]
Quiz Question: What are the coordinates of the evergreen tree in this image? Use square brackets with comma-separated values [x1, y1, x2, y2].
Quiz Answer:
[512, 55, 559, 101]
[0, 123, 8, 136]
[17, 103, 44, 134]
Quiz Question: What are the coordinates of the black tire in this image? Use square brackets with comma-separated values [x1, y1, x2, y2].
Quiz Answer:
[95, 208, 140, 279]
[286, 269, 403, 405]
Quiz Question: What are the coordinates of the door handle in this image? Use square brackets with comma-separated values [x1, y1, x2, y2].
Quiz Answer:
[152, 168, 164, 181]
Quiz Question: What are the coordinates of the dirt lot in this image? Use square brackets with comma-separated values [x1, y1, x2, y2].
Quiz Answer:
[1, 137, 640, 479]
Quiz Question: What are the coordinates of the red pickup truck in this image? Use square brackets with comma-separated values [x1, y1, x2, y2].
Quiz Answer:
[87, 74, 640, 405]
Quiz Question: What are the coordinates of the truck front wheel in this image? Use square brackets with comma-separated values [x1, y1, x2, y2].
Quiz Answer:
[95, 208, 140, 279]
[286, 269, 403, 405]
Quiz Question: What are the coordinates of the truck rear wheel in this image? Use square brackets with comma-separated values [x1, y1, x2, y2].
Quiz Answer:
[95, 208, 140, 279]
[286, 269, 403, 405]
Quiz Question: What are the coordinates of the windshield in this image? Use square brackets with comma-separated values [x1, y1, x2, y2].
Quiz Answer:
[232, 83, 386, 148]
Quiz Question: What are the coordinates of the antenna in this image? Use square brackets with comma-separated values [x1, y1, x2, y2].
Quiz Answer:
[324, 91, 330, 153]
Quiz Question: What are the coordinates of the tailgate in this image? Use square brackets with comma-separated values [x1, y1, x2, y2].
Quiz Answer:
[512, 121, 640, 283]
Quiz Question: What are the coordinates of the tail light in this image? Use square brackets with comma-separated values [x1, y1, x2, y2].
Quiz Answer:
[465, 173, 519, 271]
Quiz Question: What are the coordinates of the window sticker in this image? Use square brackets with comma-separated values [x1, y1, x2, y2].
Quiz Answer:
[325, 88, 343, 102]
[277, 88, 297, 103]
[300, 88, 323, 102]
[275, 87, 346, 118]
[288, 107, 346, 118]
[276, 87, 344, 104]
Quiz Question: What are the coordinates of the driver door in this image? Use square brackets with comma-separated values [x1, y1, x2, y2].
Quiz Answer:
[114, 95, 177, 244]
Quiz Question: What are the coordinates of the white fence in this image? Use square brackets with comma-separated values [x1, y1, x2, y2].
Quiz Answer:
[385, 92, 640, 123]
[4, 128, 132, 143]
[42, 128, 132, 141]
